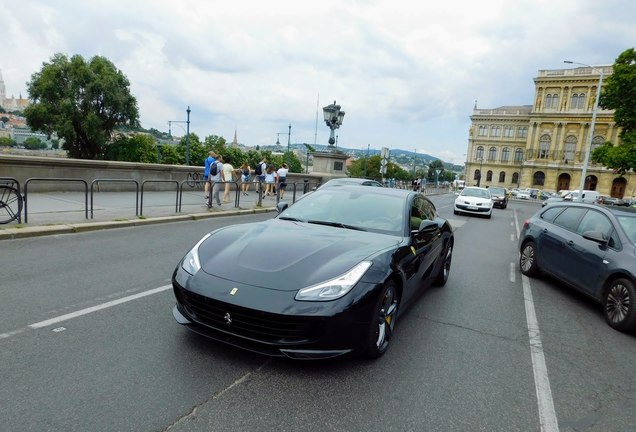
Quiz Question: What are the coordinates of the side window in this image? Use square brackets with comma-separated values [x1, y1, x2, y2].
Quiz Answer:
[576, 210, 612, 238]
[552, 207, 586, 231]
[410, 197, 426, 230]
[421, 197, 436, 220]
[540, 206, 564, 222]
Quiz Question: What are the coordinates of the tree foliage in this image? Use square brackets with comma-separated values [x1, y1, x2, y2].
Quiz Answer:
[23, 137, 47, 150]
[347, 154, 411, 180]
[105, 133, 157, 163]
[592, 48, 636, 174]
[24, 53, 139, 159]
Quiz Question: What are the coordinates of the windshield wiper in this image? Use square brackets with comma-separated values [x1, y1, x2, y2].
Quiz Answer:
[307, 220, 367, 231]
[278, 216, 307, 223]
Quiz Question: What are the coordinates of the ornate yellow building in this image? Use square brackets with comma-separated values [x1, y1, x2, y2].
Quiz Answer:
[466, 65, 635, 199]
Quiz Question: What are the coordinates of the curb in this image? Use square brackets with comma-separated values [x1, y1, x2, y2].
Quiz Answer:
[0, 206, 276, 240]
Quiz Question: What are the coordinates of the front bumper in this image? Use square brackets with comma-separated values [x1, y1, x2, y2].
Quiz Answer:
[171, 266, 381, 360]
[454, 203, 492, 214]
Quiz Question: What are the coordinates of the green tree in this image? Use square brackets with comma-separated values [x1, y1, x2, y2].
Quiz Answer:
[592, 48, 636, 174]
[347, 154, 409, 180]
[23, 137, 47, 150]
[24, 53, 139, 159]
[105, 133, 157, 163]
[1, 116, 9, 124]
[0, 137, 16, 147]
[158, 144, 181, 165]
[426, 159, 445, 182]
[176, 133, 204, 166]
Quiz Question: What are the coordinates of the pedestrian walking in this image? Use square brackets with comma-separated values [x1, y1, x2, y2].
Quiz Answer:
[203, 151, 217, 200]
[264, 164, 277, 197]
[239, 162, 251, 195]
[209, 155, 225, 207]
[222, 155, 235, 203]
[276, 163, 289, 199]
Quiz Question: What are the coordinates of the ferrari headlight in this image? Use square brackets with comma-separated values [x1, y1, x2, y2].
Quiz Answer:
[180, 233, 211, 275]
[295, 261, 372, 301]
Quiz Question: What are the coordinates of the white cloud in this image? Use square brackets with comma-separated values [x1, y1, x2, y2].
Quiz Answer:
[3, 0, 635, 165]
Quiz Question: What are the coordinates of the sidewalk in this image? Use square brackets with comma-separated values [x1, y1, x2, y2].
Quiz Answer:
[0, 189, 282, 240]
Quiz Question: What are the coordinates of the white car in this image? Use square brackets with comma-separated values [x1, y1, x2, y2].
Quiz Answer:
[454, 186, 493, 218]
[516, 190, 531, 200]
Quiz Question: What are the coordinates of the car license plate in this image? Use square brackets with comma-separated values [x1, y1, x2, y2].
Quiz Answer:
[467, 206, 478, 210]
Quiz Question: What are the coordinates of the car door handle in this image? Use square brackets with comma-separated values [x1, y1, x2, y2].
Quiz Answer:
[567, 240, 575, 246]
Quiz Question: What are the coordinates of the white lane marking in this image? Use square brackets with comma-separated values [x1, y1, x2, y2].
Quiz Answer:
[514, 208, 559, 432]
[509, 262, 516, 283]
[511, 233, 516, 242]
[28, 285, 172, 329]
[522, 275, 559, 432]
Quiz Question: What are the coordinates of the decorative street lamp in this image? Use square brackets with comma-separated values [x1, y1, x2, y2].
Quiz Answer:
[168, 106, 191, 165]
[322, 100, 345, 147]
[476, 157, 484, 187]
[564, 61, 604, 192]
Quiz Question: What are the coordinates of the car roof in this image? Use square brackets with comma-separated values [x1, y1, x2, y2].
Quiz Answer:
[314, 184, 414, 198]
[542, 201, 636, 216]
[321, 178, 382, 187]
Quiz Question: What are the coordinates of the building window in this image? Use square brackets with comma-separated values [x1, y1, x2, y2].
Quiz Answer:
[545, 94, 559, 109]
[501, 147, 510, 162]
[475, 146, 484, 160]
[538, 134, 551, 159]
[486, 170, 493, 182]
[473, 169, 481, 181]
[503, 127, 514, 137]
[512, 172, 519, 184]
[591, 135, 605, 152]
[564, 135, 576, 162]
[517, 127, 528, 138]
[499, 171, 506, 182]
[334, 161, 343, 171]
[488, 147, 497, 161]
[571, 93, 586, 109]
[491, 126, 501, 137]
[514, 148, 524, 162]
[478, 126, 488, 136]
[533, 171, 546, 186]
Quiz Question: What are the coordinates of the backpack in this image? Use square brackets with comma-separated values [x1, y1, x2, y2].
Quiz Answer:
[255, 163, 263, 175]
[210, 161, 219, 176]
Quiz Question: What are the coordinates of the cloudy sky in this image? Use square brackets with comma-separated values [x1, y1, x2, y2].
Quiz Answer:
[3, 0, 635, 164]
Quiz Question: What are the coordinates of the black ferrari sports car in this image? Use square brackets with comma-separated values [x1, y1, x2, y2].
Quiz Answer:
[172, 185, 454, 359]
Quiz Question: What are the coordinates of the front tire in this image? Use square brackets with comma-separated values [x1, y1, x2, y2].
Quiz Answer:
[603, 278, 636, 332]
[366, 280, 399, 359]
[519, 241, 540, 277]
[434, 240, 453, 287]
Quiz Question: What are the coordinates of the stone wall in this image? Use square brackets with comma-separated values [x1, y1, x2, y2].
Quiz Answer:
[0, 154, 325, 193]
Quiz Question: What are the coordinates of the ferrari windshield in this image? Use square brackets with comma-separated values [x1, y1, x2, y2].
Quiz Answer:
[279, 188, 406, 235]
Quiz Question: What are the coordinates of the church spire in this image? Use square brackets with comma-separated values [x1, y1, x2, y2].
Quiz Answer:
[232, 128, 238, 148]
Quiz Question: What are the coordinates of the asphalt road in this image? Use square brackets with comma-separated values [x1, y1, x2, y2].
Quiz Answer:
[1, 197, 634, 432]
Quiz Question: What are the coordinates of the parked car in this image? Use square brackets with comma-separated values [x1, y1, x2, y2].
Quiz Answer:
[519, 202, 636, 332]
[172, 185, 454, 359]
[489, 186, 508, 209]
[564, 190, 601, 204]
[454, 186, 493, 218]
[526, 188, 541, 199]
[516, 190, 531, 200]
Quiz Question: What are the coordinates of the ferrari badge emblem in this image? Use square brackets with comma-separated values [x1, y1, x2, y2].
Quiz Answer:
[224, 312, 232, 326]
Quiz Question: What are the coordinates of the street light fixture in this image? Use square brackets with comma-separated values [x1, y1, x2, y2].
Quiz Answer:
[564, 60, 604, 192]
[168, 106, 192, 165]
[322, 100, 345, 147]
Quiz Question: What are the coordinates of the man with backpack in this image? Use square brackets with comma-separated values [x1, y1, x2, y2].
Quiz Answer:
[208, 155, 225, 208]
[255, 158, 267, 189]
[203, 151, 217, 200]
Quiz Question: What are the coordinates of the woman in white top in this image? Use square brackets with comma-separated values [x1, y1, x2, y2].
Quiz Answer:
[276, 163, 289, 199]
[264, 165, 277, 197]
[222, 156, 234, 203]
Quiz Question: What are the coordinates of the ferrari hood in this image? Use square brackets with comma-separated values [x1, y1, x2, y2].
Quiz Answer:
[196, 219, 399, 291]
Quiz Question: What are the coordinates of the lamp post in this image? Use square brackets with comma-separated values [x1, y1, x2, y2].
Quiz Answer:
[168, 105, 191, 165]
[564, 61, 604, 192]
[476, 157, 484, 187]
[322, 100, 345, 147]
[413, 148, 417, 176]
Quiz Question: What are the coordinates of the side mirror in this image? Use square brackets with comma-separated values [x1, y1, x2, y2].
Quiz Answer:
[418, 219, 438, 232]
[276, 201, 289, 213]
